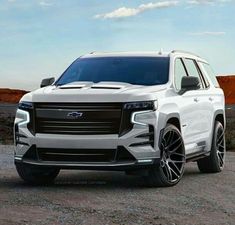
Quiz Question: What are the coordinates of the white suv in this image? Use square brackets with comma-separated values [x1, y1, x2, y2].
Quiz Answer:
[14, 50, 226, 187]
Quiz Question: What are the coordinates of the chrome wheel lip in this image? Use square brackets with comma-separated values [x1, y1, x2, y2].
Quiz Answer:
[216, 127, 226, 169]
[161, 130, 186, 183]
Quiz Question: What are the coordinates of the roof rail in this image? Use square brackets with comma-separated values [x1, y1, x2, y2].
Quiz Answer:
[158, 48, 163, 55]
[90, 51, 107, 55]
[171, 50, 200, 57]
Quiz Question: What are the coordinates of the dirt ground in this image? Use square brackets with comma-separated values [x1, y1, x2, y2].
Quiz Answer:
[0, 145, 234, 225]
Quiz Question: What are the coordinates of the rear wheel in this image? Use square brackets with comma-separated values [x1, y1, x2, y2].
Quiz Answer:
[16, 163, 60, 185]
[145, 124, 186, 187]
[197, 121, 226, 173]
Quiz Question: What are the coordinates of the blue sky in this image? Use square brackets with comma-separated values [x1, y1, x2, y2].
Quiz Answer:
[0, 0, 234, 90]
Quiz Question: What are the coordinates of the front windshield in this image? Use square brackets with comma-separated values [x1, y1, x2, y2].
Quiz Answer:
[56, 57, 169, 86]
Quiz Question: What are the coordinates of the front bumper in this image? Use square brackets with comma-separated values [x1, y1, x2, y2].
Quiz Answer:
[15, 156, 160, 171]
[14, 109, 162, 170]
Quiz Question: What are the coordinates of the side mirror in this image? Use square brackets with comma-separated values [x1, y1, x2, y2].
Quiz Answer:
[40, 77, 55, 88]
[179, 76, 200, 94]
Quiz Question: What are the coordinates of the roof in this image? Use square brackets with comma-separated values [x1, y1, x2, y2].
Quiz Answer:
[81, 50, 207, 62]
[82, 51, 170, 58]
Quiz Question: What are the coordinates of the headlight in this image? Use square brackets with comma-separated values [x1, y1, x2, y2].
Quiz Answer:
[124, 101, 157, 126]
[120, 101, 157, 130]
[18, 101, 33, 110]
[16, 102, 34, 133]
[131, 110, 156, 126]
[15, 109, 30, 126]
[123, 101, 157, 111]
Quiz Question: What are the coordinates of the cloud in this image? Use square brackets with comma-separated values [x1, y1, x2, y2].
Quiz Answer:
[188, 31, 226, 36]
[94, 1, 179, 19]
[187, 0, 232, 5]
[187, 0, 214, 4]
[39, 1, 54, 7]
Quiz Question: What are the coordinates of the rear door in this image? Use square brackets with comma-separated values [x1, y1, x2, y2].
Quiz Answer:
[198, 62, 222, 151]
[182, 58, 213, 152]
[174, 58, 204, 154]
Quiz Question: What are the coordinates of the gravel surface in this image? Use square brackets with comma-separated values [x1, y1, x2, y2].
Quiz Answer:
[0, 145, 234, 225]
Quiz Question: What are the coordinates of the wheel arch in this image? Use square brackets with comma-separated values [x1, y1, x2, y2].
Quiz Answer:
[156, 111, 181, 154]
[213, 110, 226, 129]
[166, 117, 181, 132]
[160, 111, 181, 132]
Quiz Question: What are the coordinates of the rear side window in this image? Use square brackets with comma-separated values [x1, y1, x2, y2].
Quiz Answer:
[199, 62, 220, 87]
[183, 59, 203, 89]
[174, 58, 188, 90]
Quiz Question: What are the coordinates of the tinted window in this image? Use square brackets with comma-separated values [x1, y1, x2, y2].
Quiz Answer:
[56, 57, 170, 86]
[184, 59, 203, 88]
[174, 58, 188, 90]
[200, 62, 219, 87]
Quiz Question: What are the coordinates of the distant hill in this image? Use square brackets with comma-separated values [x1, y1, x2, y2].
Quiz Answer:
[217, 75, 235, 104]
[0, 88, 28, 103]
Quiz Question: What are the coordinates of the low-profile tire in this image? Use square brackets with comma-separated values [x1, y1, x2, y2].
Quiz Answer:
[15, 163, 60, 185]
[145, 124, 186, 187]
[197, 121, 226, 173]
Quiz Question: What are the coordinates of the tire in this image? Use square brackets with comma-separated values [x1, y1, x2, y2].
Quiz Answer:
[197, 121, 226, 173]
[145, 124, 186, 187]
[16, 163, 60, 185]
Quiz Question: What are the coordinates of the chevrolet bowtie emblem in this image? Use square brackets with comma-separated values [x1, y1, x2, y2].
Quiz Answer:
[67, 112, 83, 119]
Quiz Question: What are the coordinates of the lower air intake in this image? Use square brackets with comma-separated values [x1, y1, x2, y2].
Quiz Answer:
[37, 148, 116, 163]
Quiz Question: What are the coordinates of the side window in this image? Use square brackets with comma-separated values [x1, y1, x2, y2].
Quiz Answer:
[183, 59, 203, 89]
[196, 61, 210, 88]
[200, 70, 210, 88]
[174, 58, 188, 90]
[199, 62, 220, 87]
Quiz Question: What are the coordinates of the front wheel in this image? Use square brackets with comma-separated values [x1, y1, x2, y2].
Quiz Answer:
[16, 163, 60, 185]
[145, 124, 186, 187]
[197, 121, 226, 173]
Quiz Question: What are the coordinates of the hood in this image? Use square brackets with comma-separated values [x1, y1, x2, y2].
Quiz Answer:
[21, 82, 167, 103]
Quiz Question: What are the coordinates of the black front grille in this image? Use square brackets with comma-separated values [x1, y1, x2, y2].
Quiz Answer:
[38, 148, 116, 162]
[35, 103, 122, 135]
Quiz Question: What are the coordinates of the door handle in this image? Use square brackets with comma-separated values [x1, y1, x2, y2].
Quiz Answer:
[194, 98, 199, 103]
[209, 97, 214, 102]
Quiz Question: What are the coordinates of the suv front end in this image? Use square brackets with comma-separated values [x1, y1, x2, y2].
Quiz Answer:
[14, 99, 162, 170]
[13, 53, 174, 185]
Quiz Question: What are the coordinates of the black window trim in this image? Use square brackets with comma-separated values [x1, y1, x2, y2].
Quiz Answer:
[182, 58, 207, 90]
[195, 60, 210, 89]
[196, 60, 212, 89]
